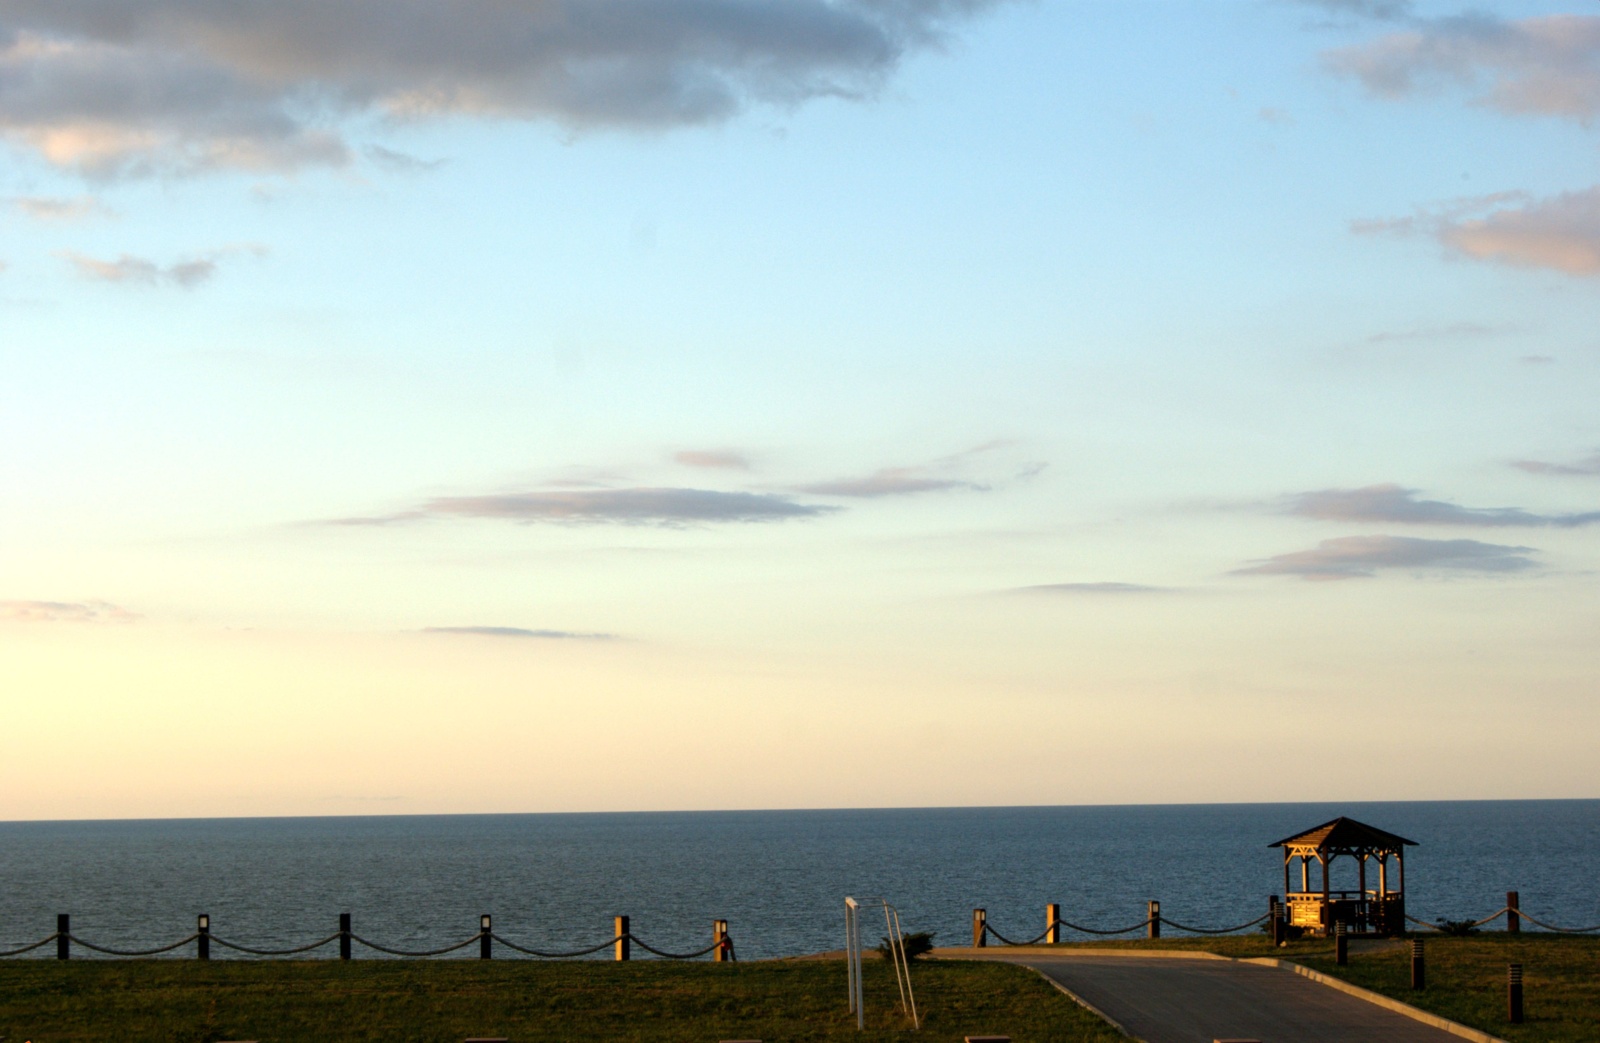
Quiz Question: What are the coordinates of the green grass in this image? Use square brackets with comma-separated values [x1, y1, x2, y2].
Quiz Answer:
[0, 957, 1125, 1043]
[1299, 934, 1600, 1043]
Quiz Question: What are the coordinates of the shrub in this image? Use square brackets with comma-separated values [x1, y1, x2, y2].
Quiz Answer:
[877, 931, 936, 962]
[1434, 919, 1479, 936]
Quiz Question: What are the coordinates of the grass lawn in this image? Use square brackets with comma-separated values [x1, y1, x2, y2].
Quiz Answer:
[0, 957, 1124, 1043]
[1298, 934, 1600, 1043]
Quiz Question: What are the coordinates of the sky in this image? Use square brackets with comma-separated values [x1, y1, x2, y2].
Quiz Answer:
[3, 0, 1599, 821]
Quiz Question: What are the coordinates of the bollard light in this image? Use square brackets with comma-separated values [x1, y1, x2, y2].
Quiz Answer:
[480, 914, 493, 960]
[198, 914, 209, 930]
[481, 915, 491, 931]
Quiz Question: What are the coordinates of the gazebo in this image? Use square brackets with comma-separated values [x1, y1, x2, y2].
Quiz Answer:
[1270, 816, 1416, 936]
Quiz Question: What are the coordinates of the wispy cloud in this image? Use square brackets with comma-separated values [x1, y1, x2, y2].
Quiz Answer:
[1325, 14, 1600, 124]
[795, 466, 986, 498]
[62, 244, 266, 287]
[674, 450, 751, 471]
[9, 194, 109, 221]
[423, 626, 615, 640]
[1013, 582, 1171, 595]
[1288, 484, 1600, 527]
[1514, 453, 1600, 477]
[0, 0, 1010, 179]
[0, 599, 138, 623]
[1235, 535, 1538, 580]
[1296, 0, 1413, 22]
[1354, 187, 1600, 276]
[334, 486, 835, 527]
[364, 144, 445, 174]
[1363, 321, 1511, 345]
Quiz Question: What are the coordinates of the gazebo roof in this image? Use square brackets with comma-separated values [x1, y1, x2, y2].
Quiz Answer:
[1268, 816, 1417, 853]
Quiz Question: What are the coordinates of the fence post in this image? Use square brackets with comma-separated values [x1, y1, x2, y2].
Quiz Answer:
[1506, 891, 1520, 935]
[57, 914, 69, 961]
[615, 915, 630, 961]
[1410, 938, 1425, 990]
[1335, 921, 1347, 966]
[1046, 903, 1061, 945]
[339, 913, 352, 961]
[972, 908, 986, 948]
[480, 914, 492, 959]
[198, 914, 210, 961]
[1148, 901, 1160, 940]
[1507, 963, 1523, 1024]
[713, 919, 729, 962]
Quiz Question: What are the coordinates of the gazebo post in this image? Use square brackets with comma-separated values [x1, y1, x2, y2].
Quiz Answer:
[1300, 855, 1309, 893]
[1378, 854, 1388, 898]
[1282, 851, 1291, 900]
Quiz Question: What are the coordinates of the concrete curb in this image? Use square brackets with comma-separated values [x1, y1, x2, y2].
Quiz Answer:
[935, 947, 1507, 1043]
[1017, 964, 1139, 1040]
[1239, 958, 1509, 1043]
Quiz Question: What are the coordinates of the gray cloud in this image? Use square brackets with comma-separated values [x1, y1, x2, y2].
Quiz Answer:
[1234, 535, 1538, 580]
[10, 194, 108, 220]
[1514, 453, 1600, 477]
[335, 486, 835, 526]
[0, 599, 137, 622]
[62, 244, 265, 286]
[1325, 14, 1600, 123]
[1354, 187, 1600, 276]
[364, 144, 445, 174]
[423, 626, 615, 640]
[1289, 483, 1600, 528]
[1014, 582, 1170, 595]
[674, 449, 751, 470]
[0, 0, 1007, 178]
[1364, 321, 1510, 345]
[1296, 0, 1413, 21]
[796, 466, 986, 498]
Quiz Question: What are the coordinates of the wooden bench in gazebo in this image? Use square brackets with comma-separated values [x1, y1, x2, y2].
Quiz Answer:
[1270, 816, 1416, 936]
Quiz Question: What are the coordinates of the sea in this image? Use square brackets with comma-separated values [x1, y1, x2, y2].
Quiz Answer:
[1, 800, 1595, 960]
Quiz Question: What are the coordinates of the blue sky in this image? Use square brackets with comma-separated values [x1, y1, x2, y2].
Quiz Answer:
[3, 0, 1600, 818]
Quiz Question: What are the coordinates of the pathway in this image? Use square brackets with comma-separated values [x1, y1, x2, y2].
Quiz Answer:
[956, 950, 1483, 1043]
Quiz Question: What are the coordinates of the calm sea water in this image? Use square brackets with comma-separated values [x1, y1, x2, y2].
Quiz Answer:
[1, 801, 1595, 959]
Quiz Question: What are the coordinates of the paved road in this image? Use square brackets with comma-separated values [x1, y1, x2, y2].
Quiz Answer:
[979, 954, 1473, 1043]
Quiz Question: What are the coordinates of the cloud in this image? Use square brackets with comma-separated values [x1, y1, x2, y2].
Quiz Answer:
[0, 599, 137, 622]
[1363, 321, 1510, 345]
[62, 243, 266, 287]
[674, 450, 750, 470]
[1014, 582, 1170, 595]
[1296, 0, 1413, 22]
[1288, 483, 1600, 527]
[796, 466, 986, 498]
[9, 194, 108, 220]
[1355, 187, 1600, 276]
[1325, 14, 1600, 123]
[1234, 535, 1538, 580]
[1514, 453, 1600, 477]
[423, 626, 615, 640]
[334, 486, 835, 526]
[1258, 106, 1294, 125]
[1520, 355, 1555, 365]
[0, 0, 1008, 178]
[364, 144, 444, 173]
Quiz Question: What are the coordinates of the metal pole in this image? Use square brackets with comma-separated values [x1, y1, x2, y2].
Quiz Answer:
[57, 914, 69, 961]
[1046, 903, 1061, 945]
[1508, 963, 1523, 1024]
[892, 905, 919, 1030]
[340, 913, 352, 961]
[1335, 921, 1347, 966]
[1410, 938, 1425, 991]
[198, 914, 210, 961]
[615, 916, 630, 962]
[1148, 900, 1161, 939]
[480, 914, 492, 959]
